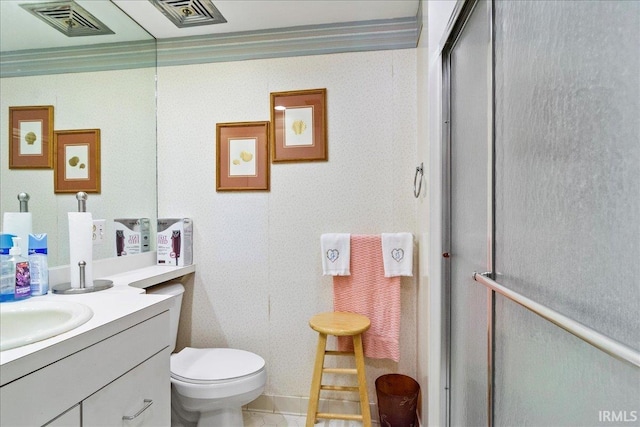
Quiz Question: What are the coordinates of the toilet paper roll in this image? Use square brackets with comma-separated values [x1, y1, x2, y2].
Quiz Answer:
[68, 212, 93, 289]
[3, 212, 32, 256]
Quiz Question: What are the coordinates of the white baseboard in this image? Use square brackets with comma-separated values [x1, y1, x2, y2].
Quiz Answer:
[244, 394, 379, 424]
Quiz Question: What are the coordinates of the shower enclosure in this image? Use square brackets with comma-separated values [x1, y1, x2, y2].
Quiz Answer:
[442, 1, 640, 425]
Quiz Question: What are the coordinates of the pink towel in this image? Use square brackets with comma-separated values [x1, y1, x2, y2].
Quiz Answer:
[333, 235, 401, 362]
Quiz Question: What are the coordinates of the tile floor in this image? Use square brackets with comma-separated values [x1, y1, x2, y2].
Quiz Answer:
[242, 411, 375, 427]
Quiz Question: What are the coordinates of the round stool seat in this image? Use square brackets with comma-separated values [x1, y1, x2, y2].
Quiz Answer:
[309, 311, 370, 336]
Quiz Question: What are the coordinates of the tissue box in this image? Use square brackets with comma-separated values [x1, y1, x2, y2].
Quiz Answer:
[114, 218, 151, 256]
[157, 218, 192, 266]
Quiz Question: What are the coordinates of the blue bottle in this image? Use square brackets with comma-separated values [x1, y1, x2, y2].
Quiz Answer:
[0, 234, 16, 302]
[28, 233, 49, 296]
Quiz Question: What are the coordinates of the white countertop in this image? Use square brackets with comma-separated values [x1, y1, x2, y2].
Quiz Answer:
[0, 253, 195, 386]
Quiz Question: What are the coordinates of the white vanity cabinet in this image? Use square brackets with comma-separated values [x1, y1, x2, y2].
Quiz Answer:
[1, 256, 195, 427]
[0, 311, 171, 426]
[82, 349, 169, 425]
[44, 405, 81, 426]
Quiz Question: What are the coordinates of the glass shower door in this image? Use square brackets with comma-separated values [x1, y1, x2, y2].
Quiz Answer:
[446, 1, 492, 425]
[492, 1, 640, 425]
[445, 1, 640, 425]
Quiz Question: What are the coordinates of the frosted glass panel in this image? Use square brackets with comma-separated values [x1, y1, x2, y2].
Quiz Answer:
[494, 0, 640, 425]
[494, 295, 640, 427]
[494, 0, 639, 346]
[449, 1, 491, 424]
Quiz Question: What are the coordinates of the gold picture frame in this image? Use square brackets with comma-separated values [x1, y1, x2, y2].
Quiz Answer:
[216, 121, 270, 191]
[270, 88, 327, 162]
[8, 105, 54, 169]
[54, 129, 101, 193]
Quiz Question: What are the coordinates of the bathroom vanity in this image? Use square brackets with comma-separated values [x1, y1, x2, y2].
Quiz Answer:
[0, 253, 195, 426]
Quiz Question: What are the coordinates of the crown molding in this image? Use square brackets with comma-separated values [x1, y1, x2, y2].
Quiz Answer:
[157, 16, 420, 67]
[0, 40, 156, 78]
[1, 14, 421, 77]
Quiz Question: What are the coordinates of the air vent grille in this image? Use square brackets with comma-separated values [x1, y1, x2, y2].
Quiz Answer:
[20, 1, 114, 37]
[149, 0, 227, 28]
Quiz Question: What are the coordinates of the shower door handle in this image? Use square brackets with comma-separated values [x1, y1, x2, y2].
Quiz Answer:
[472, 271, 640, 368]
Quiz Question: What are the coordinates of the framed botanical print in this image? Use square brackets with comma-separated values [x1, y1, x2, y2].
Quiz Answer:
[8, 105, 54, 168]
[270, 88, 327, 162]
[54, 129, 101, 193]
[216, 121, 270, 191]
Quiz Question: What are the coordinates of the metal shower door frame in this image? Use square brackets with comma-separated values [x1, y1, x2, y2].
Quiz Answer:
[440, 0, 495, 425]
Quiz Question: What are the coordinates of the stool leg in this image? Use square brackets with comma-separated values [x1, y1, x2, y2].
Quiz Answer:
[306, 332, 327, 427]
[353, 334, 372, 427]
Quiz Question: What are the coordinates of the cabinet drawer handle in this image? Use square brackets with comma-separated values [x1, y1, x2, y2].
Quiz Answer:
[122, 399, 153, 421]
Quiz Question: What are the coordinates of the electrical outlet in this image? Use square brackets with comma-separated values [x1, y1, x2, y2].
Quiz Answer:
[93, 219, 106, 245]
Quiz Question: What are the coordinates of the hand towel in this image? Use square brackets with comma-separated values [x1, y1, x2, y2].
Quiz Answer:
[321, 233, 350, 276]
[381, 232, 414, 277]
[333, 235, 401, 362]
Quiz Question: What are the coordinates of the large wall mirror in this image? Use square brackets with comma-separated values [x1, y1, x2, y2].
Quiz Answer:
[1, 0, 157, 267]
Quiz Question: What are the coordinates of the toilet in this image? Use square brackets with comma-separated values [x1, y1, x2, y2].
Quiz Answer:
[147, 282, 266, 427]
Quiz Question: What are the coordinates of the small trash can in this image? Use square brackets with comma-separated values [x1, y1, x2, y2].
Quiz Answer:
[375, 374, 420, 427]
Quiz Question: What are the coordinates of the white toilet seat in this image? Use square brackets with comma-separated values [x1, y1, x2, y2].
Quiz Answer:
[169, 347, 267, 401]
[171, 347, 266, 384]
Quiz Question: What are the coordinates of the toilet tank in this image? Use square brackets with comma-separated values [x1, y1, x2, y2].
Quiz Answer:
[145, 282, 184, 353]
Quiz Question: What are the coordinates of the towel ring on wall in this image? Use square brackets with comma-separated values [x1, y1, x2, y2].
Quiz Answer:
[414, 162, 424, 198]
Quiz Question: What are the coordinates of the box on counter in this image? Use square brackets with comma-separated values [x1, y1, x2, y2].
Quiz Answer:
[157, 218, 192, 266]
[114, 218, 151, 257]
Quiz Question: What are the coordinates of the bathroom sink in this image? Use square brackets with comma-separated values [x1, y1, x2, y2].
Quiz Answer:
[0, 300, 93, 351]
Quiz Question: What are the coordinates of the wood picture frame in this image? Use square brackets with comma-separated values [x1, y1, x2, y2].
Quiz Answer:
[270, 88, 327, 162]
[216, 121, 270, 191]
[8, 105, 54, 169]
[54, 129, 101, 193]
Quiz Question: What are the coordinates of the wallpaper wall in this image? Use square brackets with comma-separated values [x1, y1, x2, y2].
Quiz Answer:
[156, 48, 418, 403]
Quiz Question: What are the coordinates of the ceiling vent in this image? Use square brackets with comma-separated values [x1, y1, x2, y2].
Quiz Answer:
[20, 1, 114, 37]
[149, 0, 227, 28]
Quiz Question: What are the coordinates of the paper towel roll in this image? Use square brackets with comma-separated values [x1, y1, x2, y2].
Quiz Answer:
[3, 212, 32, 256]
[68, 212, 93, 289]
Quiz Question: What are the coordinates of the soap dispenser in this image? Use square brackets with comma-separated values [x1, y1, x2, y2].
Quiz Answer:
[8, 236, 31, 301]
[2, 192, 32, 258]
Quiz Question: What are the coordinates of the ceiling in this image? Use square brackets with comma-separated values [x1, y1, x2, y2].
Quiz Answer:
[1, 0, 419, 52]
[115, 0, 420, 39]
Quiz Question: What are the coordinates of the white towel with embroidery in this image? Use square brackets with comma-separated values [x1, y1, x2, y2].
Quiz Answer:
[321, 233, 351, 276]
[381, 233, 413, 277]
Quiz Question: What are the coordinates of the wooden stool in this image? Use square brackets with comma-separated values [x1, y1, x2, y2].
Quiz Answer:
[306, 311, 372, 427]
